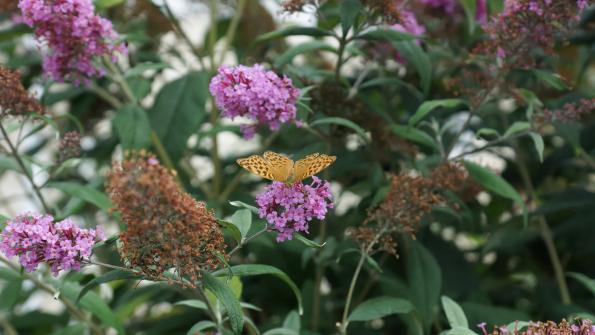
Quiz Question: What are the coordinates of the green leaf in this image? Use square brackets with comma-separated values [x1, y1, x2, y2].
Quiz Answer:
[113, 105, 152, 150]
[294, 234, 326, 249]
[0, 279, 22, 310]
[463, 161, 527, 225]
[0, 267, 21, 282]
[274, 41, 336, 68]
[502, 121, 530, 138]
[476, 128, 501, 139]
[201, 271, 244, 335]
[310, 117, 369, 143]
[58, 281, 125, 334]
[390, 125, 439, 151]
[229, 209, 252, 240]
[568, 272, 595, 297]
[126, 62, 168, 77]
[355, 28, 418, 42]
[149, 71, 209, 162]
[529, 69, 569, 90]
[212, 264, 303, 315]
[391, 40, 432, 95]
[49, 182, 112, 210]
[262, 329, 299, 335]
[77, 270, 141, 302]
[529, 132, 545, 162]
[409, 99, 467, 126]
[283, 310, 301, 331]
[441, 296, 469, 329]
[0, 24, 31, 42]
[52, 323, 86, 335]
[340, 0, 362, 33]
[348, 296, 413, 322]
[255, 26, 332, 43]
[175, 299, 208, 310]
[217, 219, 243, 243]
[229, 201, 259, 214]
[407, 241, 442, 332]
[458, 0, 477, 35]
[94, 0, 124, 9]
[186, 320, 217, 335]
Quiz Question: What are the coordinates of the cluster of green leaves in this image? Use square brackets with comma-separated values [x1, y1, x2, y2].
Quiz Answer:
[1, 0, 595, 335]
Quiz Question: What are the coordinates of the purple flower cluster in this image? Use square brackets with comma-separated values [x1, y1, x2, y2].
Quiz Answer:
[18, 0, 127, 84]
[209, 64, 301, 139]
[256, 177, 333, 242]
[0, 213, 105, 275]
[391, 10, 426, 37]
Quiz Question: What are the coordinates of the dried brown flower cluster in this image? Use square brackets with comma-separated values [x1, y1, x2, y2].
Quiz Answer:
[540, 98, 595, 123]
[0, 66, 43, 117]
[348, 163, 468, 253]
[280, 0, 319, 13]
[454, 1, 587, 107]
[281, 0, 402, 23]
[360, 0, 402, 23]
[0, 0, 18, 12]
[480, 319, 594, 335]
[58, 131, 81, 163]
[106, 152, 227, 284]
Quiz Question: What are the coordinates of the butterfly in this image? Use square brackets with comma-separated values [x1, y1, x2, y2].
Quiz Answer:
[236, 151, 336, 183]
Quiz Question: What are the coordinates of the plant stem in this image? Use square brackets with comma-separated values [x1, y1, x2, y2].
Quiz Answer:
[338, 228, 385, 335]
[514, 149, 572, 304]
[88, 84, 122, 109]
[218, 0, 247, 66]
[335, 33, 347, 81]
[0, 122, 50, 213]
[228, 226, 269, 256]
[448, 130, 532, 160]
[0, 256, 103, 335]
[311, 221, 327, 332]
[163, 0, 207, 70]
[207, 0, 222, 200]
[196, 284, 223, 332]
[0, 314, 18, 335]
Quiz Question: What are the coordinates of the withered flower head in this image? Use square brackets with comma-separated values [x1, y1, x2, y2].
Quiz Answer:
[540, 98, 595, 123]
[0, 0, 18, 12]
[281, 0, 319, 13]
[0, 66, 43, 117]
[58, 131, 82, 163]
[106, 151, 227, 284]
[480, 319, 594, 335]
[361, 0, 403, 23]
[348, 163, 468, 254]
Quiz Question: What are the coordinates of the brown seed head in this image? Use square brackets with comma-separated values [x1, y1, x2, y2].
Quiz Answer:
[106, 152, 227, 285]
[0, 66, 43, 117]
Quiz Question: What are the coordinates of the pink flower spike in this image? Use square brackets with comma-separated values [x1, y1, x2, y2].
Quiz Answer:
[209, 64, 300, 139]
[256, 177, 333, 242]
[0, 213, 105, 276]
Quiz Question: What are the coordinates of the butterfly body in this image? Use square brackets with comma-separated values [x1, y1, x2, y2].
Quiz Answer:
[237, 151, 336, 183]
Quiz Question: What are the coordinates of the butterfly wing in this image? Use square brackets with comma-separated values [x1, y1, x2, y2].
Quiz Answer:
[293, 153, 336, 182]
[236, 155, 276, 181]
[263, 151, 293, 182]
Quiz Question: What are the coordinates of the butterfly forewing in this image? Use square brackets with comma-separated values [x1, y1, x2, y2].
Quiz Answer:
[293, 154, 336, 182]
[263, 151, 293, 182]
[236, 155, 276, 181]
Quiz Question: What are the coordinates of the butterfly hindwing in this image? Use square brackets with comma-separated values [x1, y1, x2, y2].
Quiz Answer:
[236, 155, 276, 181]
[293, 153, 336, 182]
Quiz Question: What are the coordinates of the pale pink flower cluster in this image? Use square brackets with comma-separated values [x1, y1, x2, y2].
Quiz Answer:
[18, 0, 127, 84]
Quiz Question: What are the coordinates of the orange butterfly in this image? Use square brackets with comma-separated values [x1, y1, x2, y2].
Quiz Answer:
[236, 151, 336, 183]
